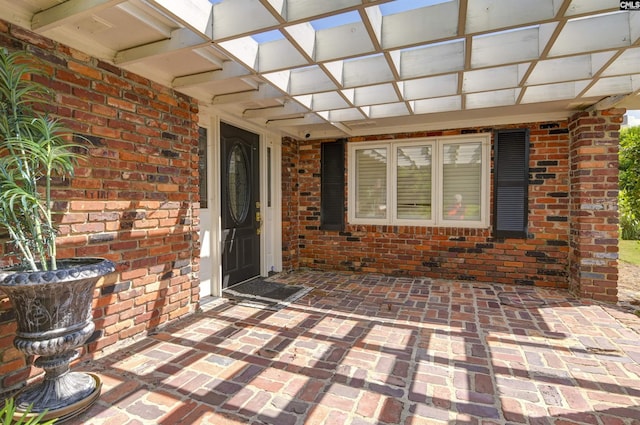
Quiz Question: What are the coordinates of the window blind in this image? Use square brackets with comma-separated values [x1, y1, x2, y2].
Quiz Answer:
[442, 143, 482, 221]
[396, 145, 432, 220]
[355, 148, 387, 219]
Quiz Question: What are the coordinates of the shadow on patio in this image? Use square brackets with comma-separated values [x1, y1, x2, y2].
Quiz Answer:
[66, 271, 640, 424]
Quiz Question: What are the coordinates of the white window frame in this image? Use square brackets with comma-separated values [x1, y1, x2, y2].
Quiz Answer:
[347, 134, 491, 228]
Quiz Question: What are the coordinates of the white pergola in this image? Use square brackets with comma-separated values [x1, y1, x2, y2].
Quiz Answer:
[2, 0, 639, 138]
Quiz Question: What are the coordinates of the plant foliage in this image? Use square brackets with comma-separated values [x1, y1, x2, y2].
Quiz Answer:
[1, 398, 56, 425]
[619, 125, 640, 240]
[0, 49, 86, 271]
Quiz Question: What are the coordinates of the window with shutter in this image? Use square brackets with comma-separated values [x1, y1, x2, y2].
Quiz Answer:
[494, 129, 529, 238]
[347, 135, 490, 227]
[321, 139, 345, 230]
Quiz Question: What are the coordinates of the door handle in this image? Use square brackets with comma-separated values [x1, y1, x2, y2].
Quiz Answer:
[256, 211, 262, 235]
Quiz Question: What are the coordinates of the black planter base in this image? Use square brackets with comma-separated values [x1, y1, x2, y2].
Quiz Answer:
[16, 370, 96, 412]
[13, 373, 102, 423]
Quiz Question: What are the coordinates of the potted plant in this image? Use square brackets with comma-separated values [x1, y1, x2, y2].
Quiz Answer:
[0, 49, 115, 421]
[1, 398, 56, 425]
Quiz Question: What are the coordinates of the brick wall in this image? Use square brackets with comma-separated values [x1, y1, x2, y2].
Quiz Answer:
[281, 137, 300, 271]
[285, 122, 573, 287]
[0, 21, 200, 395]
[568, 109, 623, 302]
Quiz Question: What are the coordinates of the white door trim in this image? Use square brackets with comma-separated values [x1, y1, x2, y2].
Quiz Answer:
[198, 107, 282, 298]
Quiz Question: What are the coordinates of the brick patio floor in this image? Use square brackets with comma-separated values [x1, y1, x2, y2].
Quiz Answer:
[66, 271, 640, 424]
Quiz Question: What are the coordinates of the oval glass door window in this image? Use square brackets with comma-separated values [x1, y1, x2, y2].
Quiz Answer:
[228, 143, 250, 224]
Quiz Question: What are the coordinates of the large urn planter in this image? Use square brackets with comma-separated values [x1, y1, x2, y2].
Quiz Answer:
[0, 258, 115, 421]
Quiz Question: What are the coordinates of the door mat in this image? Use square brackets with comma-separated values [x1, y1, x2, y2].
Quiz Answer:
[222, 278, 311, 310]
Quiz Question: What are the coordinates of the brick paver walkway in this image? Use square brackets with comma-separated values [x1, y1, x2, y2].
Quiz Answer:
[67, 271, 640, 424]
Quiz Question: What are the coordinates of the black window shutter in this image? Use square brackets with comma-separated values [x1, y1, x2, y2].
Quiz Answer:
[321, 139, 345, 231]
[494, 129, 529, 238]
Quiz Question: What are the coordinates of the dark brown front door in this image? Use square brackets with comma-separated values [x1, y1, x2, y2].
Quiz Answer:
[221, 122, 261, 288]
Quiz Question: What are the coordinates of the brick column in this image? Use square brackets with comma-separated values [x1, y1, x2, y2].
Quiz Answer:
[568, 108, 624, 301]
[281, 137, 300, 271]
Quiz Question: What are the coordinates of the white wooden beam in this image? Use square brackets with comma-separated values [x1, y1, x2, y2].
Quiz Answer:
[173, 62, 250, 88]
[114, 28, 210, 65]
[212, 84, 284, 105]
[329, 121, 354, 136]
[265, 114, 321, 126]
[192, 47, 225, 69]
[31, 0, 125, 32]
[585, 93, 630, 111]
[116, 2, 172, 37]
[242, 102, 307, 119]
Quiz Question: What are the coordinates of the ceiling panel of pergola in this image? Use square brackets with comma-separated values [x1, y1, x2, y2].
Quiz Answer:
[1, 0, 639, 138]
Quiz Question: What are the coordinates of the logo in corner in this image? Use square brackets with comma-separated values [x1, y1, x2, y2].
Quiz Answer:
[620, 1, 640, 10]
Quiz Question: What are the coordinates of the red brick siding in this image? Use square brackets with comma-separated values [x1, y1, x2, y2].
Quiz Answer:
[0, 21, 200, 395]
[568, 109, 622, 302]
[285, 122, 572, 287]
[282, 137, 301, 271]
